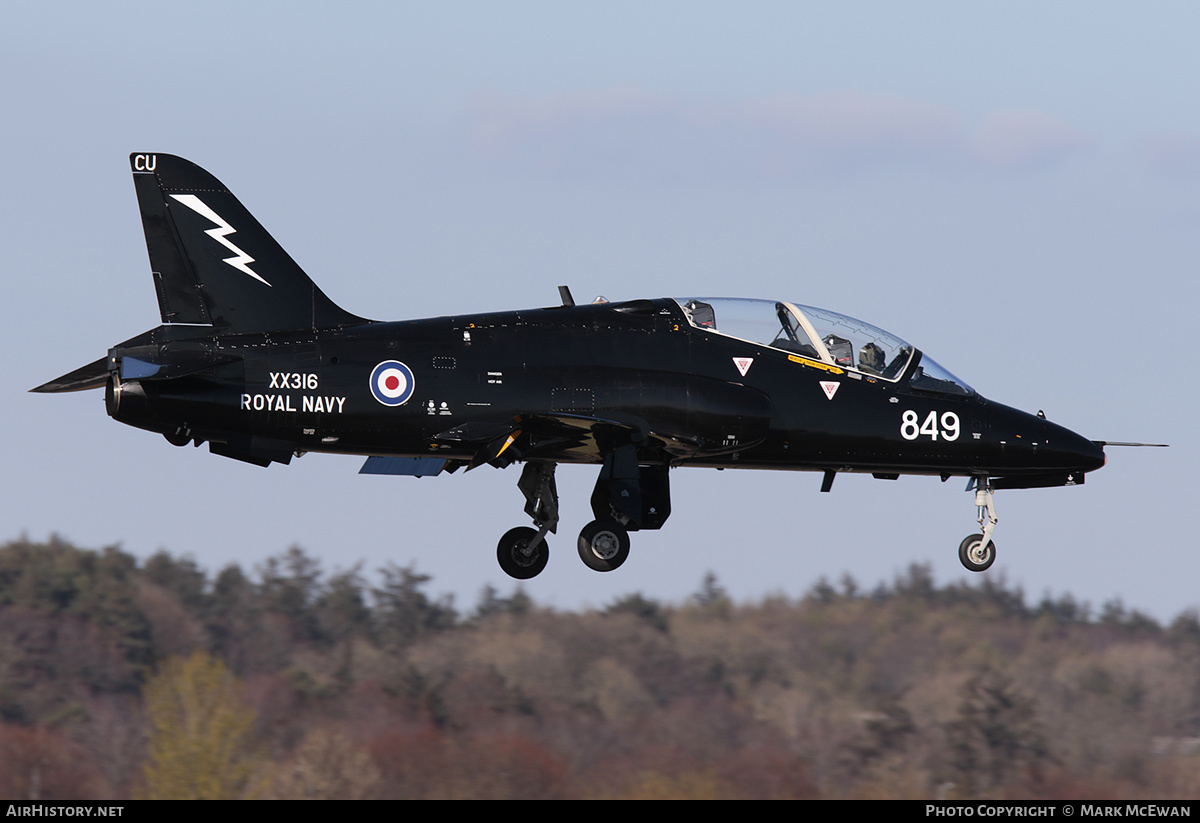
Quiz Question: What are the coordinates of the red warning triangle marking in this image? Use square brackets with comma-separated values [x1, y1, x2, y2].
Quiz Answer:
[733, 357, 753, 377]
[820, 381, 840, 400]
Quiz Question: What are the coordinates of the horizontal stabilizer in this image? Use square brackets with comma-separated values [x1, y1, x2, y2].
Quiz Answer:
[360, 456, 449, 477]
[31, 358, 109, 393]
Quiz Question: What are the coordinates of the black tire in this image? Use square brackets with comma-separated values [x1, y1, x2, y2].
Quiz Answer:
[497, 527, 549, 579]
[577, 520, 630, 572]
[958, 533, 996, 572]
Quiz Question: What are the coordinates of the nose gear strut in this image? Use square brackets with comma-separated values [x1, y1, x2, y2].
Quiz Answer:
[959, 477, 997, 572]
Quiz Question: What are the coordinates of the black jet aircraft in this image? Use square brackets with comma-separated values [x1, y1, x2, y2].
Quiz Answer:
[34, 153, 1151, 580]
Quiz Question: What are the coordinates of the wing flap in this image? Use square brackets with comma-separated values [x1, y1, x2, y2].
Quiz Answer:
[359, 456, 451, 477]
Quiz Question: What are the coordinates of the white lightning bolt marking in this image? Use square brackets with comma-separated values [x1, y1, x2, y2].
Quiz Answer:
[169, 194, 271, 286]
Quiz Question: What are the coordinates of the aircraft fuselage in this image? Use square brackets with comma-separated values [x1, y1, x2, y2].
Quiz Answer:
[107, 298, 1103, 484]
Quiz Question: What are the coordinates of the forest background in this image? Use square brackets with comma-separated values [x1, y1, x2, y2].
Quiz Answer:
[2, 537, 1199, 800]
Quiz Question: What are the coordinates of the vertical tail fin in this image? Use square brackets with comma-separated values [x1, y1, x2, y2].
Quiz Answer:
[130, 153, 369, 333]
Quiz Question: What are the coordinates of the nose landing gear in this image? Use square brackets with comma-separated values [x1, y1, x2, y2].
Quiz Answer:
[958, 533, 995, 572]
[959, 478, 997, 572]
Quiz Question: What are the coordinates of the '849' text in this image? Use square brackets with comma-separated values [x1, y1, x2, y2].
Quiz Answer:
[901, 410, 960, 441]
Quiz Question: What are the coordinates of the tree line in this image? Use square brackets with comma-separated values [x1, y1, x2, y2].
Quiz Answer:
[1, 536, 1199, 799]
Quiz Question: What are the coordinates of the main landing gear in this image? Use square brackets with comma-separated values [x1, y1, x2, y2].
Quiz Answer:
[495, 449, 671, 579]
[496, 462, 558, 580]
[496, 526, 549, 580]
[577, 520, 630, 572]
[959, 478, 997, 572]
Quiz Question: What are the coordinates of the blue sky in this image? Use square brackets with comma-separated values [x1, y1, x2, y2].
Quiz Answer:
[3, 2, 1193, 618]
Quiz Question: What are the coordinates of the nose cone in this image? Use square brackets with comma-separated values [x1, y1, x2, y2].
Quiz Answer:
[980, 400, 1107, 484]
[1039, 419, 1106, 474]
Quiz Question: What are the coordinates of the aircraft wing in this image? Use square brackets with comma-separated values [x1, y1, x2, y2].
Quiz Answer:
[431, 411, 723, 471]
[357, 414, 653, 477]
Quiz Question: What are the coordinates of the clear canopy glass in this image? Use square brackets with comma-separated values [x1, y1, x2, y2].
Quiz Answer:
[673, 297, 973, 394]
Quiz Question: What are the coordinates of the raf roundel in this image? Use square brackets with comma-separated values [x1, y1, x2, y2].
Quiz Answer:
[370, 360, 415, 406]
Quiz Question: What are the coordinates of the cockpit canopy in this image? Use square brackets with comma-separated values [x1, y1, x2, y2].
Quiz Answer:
[674, 297, 973, 396]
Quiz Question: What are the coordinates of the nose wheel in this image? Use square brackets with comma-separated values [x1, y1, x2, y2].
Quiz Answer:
[958, 533, 996, 572]
[959, 478, 998, 572]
